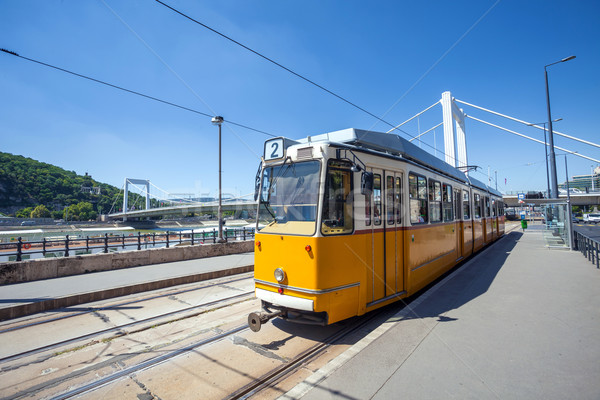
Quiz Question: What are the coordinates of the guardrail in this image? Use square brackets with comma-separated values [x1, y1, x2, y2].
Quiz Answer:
[1, 227, 255, 262]
[574, 231, 600, 268]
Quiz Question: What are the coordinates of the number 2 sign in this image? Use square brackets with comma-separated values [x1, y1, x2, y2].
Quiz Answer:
[264, 138, 284, 160]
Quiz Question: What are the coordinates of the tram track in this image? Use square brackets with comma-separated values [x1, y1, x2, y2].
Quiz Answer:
[47, 310, 387, 400]
[0, 274, 253, 334]
[49, 324, 250, 400]
[1, 283, 261, 400]
[228, 308, 395, 400]
[0, 291, 254, 365]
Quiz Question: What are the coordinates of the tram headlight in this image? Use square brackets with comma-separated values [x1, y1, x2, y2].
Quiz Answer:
[274, 268, 286, 283]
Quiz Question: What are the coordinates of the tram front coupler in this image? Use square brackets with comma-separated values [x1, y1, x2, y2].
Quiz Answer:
[248, 310, 284, 332]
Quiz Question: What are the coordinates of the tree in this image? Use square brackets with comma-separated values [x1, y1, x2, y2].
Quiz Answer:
[15, 207, 34, 218]
[77, 201, 97, 221]
[31, 204, 51, 218]
[64, 201, 98, 221]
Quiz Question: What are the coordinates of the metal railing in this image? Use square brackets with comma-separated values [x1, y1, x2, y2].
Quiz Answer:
[0, 227, 255, 262]
[574, 231, 600, 268]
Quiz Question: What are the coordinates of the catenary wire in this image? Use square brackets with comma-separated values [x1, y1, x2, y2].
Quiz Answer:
[1, 47, 491, 185]
[153, 0, 401, 131]
[0, 48, 276, 138]
[152, 1, 467, 166]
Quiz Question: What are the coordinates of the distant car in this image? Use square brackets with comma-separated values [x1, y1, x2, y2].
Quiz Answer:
[583, 213, 600, 224]
[20, 220, 35, 226]
[572, 214, 581, 223]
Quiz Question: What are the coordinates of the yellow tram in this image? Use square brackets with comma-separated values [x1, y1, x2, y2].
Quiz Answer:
[248, 128, 504, 331]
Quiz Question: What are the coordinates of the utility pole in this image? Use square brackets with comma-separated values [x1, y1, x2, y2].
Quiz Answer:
[212, 116, 226, 243]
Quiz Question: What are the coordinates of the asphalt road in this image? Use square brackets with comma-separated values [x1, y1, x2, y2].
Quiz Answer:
[573, 222, 600, 240]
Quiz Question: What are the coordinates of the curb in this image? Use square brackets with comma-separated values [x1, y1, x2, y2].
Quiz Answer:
[0, 265, 253, 321]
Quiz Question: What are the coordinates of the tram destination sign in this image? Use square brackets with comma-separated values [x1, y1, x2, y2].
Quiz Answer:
[264, 138, 284, 160]
[264, 137, 299, 161]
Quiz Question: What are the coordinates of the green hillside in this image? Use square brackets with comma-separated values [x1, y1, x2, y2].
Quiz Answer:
[0, 152, 144, 220]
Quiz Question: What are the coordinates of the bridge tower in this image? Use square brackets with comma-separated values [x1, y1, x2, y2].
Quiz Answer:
[123, 178, 151, 222]
[441, 91, 468, 173]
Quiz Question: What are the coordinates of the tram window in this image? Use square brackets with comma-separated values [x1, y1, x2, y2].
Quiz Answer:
[373, 174, 382, 226]
[395, 176, 402, 224]
[454, 189, 461, 220]
[443, 183, 453, 222]
[429, 179, 442, 223]
[491, 199, 497, 217]
[484, 196, 490, 217]
[474, 193, 481, 218]
[386, 176, 395, 225]
[365, 193, 372, 226]
[409, 173, 428, 224]
[321, 161, 353, 235]
[463, 190, 470, 219]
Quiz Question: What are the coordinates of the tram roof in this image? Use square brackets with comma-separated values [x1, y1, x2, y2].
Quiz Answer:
[299, 128, 501, 196]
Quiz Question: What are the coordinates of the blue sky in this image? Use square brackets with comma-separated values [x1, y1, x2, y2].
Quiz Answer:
[1, 0, 599, 201]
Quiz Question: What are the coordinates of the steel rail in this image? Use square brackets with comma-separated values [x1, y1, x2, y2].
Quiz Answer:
[0, 275, 252, 334]
[0, 291, 254, 364]
[227, 308, 392, 400]
[49, 324, 250, 400]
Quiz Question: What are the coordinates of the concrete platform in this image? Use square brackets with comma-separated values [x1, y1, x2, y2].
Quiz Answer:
[0, 252, 253, 321]
[284, 224, 600, 399]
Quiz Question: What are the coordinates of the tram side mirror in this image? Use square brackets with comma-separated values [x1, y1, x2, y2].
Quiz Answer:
[361, 171, 373, 196]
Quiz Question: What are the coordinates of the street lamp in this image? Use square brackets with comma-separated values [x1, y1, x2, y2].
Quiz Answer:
[528, 118, 562, 198]
[211, 115, 225, 243]
[560, 153, 575, 250]
[545, 55, 576, 198]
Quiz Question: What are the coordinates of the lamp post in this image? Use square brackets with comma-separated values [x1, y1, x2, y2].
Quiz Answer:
[211, 115, 225, 243]
[528, 118, 561, 198]
[561, 153, 574, 250]
[545, 55, 576, 198]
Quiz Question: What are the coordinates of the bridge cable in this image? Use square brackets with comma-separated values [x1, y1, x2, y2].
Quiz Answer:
[466, 115, 600, 163]
[455, 98, 600, 149]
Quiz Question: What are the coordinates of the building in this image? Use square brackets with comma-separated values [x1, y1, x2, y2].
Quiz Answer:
[559, 166, 600, 192]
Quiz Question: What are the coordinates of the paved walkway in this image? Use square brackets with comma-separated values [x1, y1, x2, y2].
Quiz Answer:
[0, 252, 253, 320]
[284, 224, 600, 400]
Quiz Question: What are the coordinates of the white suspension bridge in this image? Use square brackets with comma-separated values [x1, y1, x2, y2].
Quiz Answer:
[108, 178, 256, 222]
[107, 91, 600, 221]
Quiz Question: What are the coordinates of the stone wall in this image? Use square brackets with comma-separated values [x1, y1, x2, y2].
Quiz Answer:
[0, 240, 254, 285]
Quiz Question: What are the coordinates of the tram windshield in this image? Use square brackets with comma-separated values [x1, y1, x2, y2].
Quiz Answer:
[258, 160, 321, 235]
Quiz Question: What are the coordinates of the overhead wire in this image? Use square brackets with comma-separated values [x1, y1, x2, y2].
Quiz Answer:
[378, 0, 502, 125]
[0, 48, 276, 138]
[101, 0, 278, 163]
[151, 1, 479, 171]
[153, 0, 402, 131]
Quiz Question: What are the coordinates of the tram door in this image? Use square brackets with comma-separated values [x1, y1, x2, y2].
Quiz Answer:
[368, 171, 385, 302]
[454, 188, 463, 261]
[367, 170, 405, 303]
[385, 172, 404, 297]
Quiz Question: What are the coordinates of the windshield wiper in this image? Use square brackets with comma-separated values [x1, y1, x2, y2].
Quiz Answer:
[260, 157, 291, 221]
